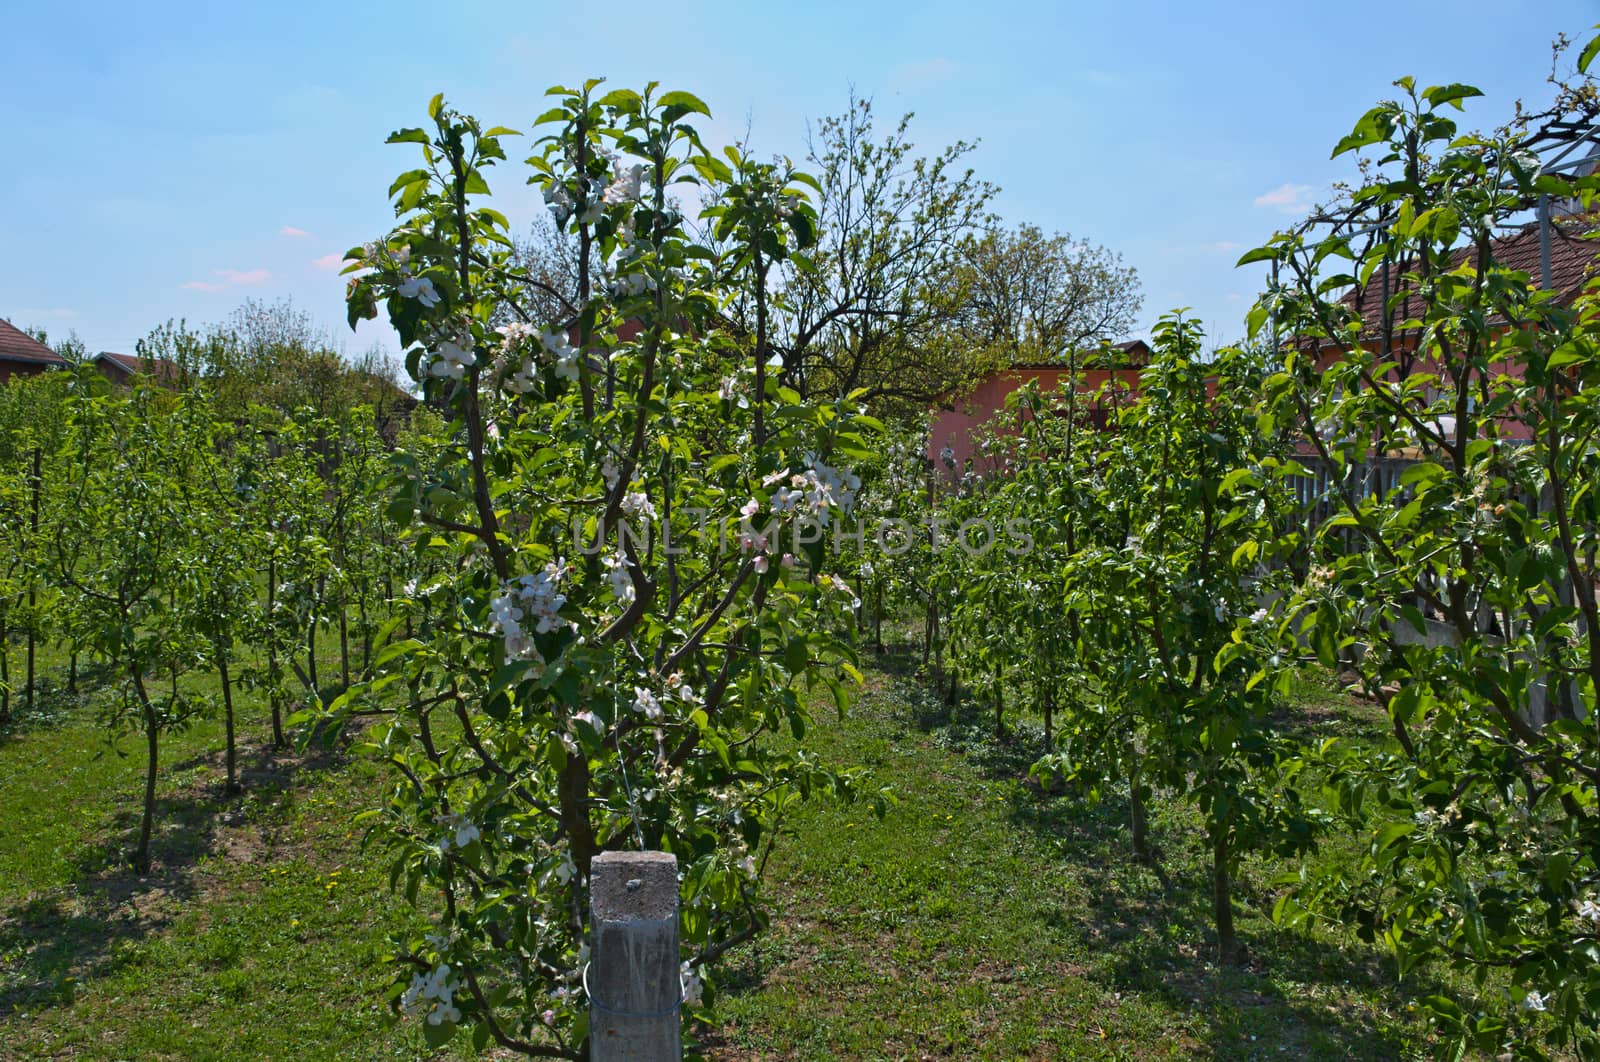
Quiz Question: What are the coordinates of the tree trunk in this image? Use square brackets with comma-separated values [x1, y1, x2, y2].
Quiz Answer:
[359, 589, 372, 680]
[993, 662, 1004, 739]
[874, 582, 884, 654]
[24, 605, 34, 714]
[338, 592, 351, 690]
[67, 650, 78, 694]
[1, 627, 11, 724]
[1130, 757, 1151, 863]
[307, 612, 319, 696]
[219, 649, 238, 794]
[131, 671, 159, 875]
[25, 447, 39, 714]
[1212, 826, 1238, 963]
[267, 554, 284, 749]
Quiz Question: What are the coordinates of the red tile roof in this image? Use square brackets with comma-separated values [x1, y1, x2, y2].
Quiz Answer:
[0, 318, 69, 367]
[94, 351, 182, 385]
[1343, 216, 1599, 328]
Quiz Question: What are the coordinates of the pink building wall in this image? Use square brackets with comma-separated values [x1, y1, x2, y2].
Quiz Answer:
[926, 366, 1143, 474]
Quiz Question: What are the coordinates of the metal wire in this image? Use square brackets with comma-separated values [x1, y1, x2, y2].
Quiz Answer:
[581, 961, 683, 1019]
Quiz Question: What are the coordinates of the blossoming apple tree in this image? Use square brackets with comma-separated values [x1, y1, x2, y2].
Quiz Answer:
[1247, 57, 1600, 1056]
[335, 85, 884, 1054]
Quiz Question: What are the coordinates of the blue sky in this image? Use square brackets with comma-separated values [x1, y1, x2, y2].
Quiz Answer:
[3, 1, 1595, 357]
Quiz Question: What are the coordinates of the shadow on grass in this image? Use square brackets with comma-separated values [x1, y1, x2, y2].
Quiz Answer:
[0, 660, 119, 744]
[0, 738, 352, 1019]
[855, 637, 1430, 1059]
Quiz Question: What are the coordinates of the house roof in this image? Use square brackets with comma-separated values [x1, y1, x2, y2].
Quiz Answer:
[0, 318, 69, 367]
[94, 351, 182, 384]
[1342, 217, 1599, 328]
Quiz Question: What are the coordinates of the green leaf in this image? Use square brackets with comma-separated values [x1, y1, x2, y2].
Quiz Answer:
[1547, 347, 1586, 370]
[422, 1018, 456, 1048]
[785, 636, 808, 673]
[1582, 31, 1600, 74]
[1374, 821, 1412, 853]
[387, 128, 431, 146]
[658, 91, 712, 117]
[1422, 83, 1483, 111]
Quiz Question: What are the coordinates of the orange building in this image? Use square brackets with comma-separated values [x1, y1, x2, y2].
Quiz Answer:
[926, 340, 1151, 473]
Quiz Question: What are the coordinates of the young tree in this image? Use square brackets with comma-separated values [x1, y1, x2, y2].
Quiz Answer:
[332, 85, 884, 1055]
[1248, 43, 1600, 1053]
[53, 376, 209, 873]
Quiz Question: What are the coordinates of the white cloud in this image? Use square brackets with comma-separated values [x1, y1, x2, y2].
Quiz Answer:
[1254, 183, 1316, 215]
[312, 252, 344, 271]
[182, 268, 271, 292]
[279, 226, 311, 238]
[1214, 240, 1242, 252]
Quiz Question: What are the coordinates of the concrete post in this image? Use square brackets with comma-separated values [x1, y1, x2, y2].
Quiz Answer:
[588, 850, 681, 1061]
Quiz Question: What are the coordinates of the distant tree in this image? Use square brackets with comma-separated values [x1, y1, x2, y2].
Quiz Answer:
[505, 213, 591, 326]
[12, 324, 88, 365]
[137, 299, 410, 428]
[712, 97, 998, 416]
[953, 223, 1141, 366]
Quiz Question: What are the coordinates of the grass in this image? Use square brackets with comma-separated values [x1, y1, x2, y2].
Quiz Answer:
[703, 649, 1439, 1060]
[0, 641, 441, 1059]
[1, 634, 1449, 1059]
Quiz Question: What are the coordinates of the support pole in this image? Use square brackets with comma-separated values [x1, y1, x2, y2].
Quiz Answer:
[588, 850, 681, 1061]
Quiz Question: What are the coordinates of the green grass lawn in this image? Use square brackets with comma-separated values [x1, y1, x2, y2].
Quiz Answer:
[703, 651, 1439, 1061]
[0, 644, 440, 1060]
[1, 636, 1444, 1059]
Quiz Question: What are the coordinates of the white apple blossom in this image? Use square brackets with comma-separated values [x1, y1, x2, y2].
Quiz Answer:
[398, 274, 440, 308]
[489, 563, 569, 658]
[401, 963, 461, 1026]
[1577, 898, 1600, 922]
[602, 160, 644, 204]
[633, 686, 663, 721]
[554, 349, 581, 381]
[604, 552, 635, 605]
[497, 320, 536, 346]
[501, 356, 539, 394]
[437, 812, 480, 851]
[610, 271, 656, 298]
[1521, 990, 1548, 1012]
[543, 181, 575, 223]
[540, 326, 576, 361]
[621, 490, 657, 519]
[680, 962, 703, 1007]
